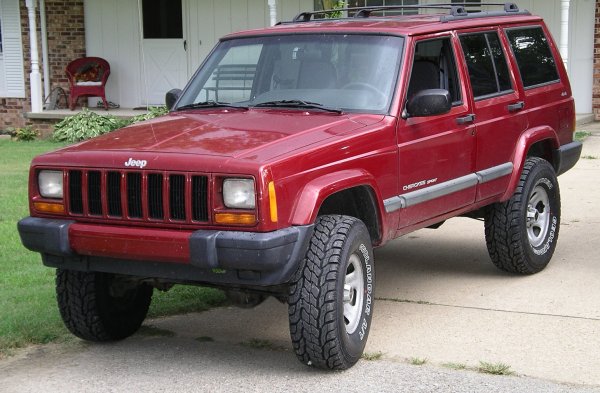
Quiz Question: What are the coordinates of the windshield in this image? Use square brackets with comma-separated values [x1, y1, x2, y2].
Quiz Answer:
[177, 34, 404, 114]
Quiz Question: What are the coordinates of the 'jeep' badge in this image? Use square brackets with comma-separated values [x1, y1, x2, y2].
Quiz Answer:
[124, 158, 147, 169]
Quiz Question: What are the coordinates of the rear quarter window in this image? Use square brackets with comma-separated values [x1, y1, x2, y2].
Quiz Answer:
[505, 26, 560, 88]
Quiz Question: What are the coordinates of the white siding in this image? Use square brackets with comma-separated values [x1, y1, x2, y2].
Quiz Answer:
[568, 0, 594, 114]
[0, 0, 25, 98]
[84, 0, 142, 108]
[86, 0, 313, 108]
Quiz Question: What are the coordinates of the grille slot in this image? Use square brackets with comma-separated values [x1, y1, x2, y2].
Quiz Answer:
[127, 173, 142, 218]
[169, 174, 186, 220]
[88, 171, 102, 215]
[107, 172, 122, 216]
[192, 176, 209, 222]
[65, 169, 209, 224]
[148, 174, 164, 219]
[68, 170, 83, 214]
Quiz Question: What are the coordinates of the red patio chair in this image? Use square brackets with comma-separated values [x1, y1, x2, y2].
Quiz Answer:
[65, 57, 110, 110]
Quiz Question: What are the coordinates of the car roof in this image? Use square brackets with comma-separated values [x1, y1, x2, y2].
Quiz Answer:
[223, 13, 544, 40]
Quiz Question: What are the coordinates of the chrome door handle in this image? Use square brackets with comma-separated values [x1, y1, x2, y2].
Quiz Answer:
[456, 114, 475, 124]
[508, 101, 524, 112]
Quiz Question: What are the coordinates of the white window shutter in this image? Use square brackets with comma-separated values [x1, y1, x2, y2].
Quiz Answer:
[0, 0, 26, 98]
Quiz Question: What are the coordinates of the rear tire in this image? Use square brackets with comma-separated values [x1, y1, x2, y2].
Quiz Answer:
[56, 269, 153, 341]
[484, 157, 561, 274]
[288, 215, 374, 370]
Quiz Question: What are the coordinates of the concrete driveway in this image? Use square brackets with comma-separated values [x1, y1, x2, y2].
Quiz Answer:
[1, 129, 599, 392]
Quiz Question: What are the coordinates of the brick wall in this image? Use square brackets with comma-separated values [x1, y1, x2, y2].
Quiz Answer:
[0, 0, 85, 135]
[595, 0, 600, 120]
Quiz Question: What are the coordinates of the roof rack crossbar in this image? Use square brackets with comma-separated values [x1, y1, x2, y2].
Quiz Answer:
[291, 2, 524, 23]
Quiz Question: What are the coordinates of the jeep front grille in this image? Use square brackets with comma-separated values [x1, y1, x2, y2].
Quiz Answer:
[66, 169, 209, 223]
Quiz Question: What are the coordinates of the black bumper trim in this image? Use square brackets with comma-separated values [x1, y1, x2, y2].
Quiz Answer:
[554, 141, 582, 176]
[18, 217, 314, 286]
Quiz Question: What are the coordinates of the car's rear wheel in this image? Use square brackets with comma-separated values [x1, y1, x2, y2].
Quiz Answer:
[288, 215, 374, 370]
[56, 269, 153, 341]
[484, 157, 561, 274]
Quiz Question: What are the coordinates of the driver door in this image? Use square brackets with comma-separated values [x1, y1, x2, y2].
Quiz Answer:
[396, 35, 477, 228]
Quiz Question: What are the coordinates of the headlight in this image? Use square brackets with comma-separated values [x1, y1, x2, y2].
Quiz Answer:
[38, 170, 63, 198]
[223, 178, 255, 209]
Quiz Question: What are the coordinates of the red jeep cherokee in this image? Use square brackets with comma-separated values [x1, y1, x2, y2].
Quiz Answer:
[19, 3, 582, 370]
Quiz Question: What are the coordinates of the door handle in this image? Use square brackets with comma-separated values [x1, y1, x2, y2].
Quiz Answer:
[456, 114, 475, 125]
[183, 40, 187, 51]
[507, 101, 524, 112]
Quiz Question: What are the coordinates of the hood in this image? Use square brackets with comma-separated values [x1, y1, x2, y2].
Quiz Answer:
[63, 109, 383, 160]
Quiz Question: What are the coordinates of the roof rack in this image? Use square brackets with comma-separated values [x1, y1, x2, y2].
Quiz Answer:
[291, 2, 529, 23]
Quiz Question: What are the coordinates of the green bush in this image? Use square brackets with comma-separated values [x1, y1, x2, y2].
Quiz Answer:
[52, 109, 129, 143]
[52, 106, 169, 143]
[129, 106, 169, 124]
[14, 126, 39, 142]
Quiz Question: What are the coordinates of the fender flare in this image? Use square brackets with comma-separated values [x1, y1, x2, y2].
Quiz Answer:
[290, 169, 384, 228]
[500, 125, 559, 201]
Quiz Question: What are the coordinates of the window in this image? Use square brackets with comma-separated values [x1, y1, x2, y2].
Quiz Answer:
[451, 0, 481, 12]
[346, 0, 419, 16]
[459, 32, 512, 99]
[407, 37, 462, 105]
[505, 26, 559, 88]
[142, 0, 183, 39]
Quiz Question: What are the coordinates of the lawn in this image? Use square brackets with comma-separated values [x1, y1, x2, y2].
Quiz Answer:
[0, 140, 225, 356]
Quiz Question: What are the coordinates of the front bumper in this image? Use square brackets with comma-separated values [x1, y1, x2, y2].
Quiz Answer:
[18, 217, 313, 287]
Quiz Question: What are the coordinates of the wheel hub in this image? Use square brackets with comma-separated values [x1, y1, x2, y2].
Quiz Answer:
[343, 253, 365, 335]
[526, 185, 551, 248]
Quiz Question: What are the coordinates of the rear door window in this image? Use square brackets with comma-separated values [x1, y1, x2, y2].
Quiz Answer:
[505, 26, 560, 88]
[459, 32, 512, 99]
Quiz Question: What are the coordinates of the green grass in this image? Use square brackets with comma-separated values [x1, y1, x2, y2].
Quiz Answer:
[582, 155, 598, 160]
[574, 131, 592, 142]
[409, 357, 428, 366]
[0, 140, 225, 357]
[362, 351, 383, 361]
[477, 361, 514, 376]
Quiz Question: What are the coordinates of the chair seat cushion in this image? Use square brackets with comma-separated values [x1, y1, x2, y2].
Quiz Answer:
[75, 81, 103, 86]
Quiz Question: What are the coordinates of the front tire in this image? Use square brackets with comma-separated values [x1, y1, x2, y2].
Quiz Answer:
[56, 269, 153, 341]
[288, 215, 374, 370]
[484, 157, 561, 274]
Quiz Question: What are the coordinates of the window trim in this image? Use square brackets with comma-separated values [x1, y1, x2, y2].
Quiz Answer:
[458, 30, 515, 100]
[503, 25, 561, 90]
[404, 35, 464, 109]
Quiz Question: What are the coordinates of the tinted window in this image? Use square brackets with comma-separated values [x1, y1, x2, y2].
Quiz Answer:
[407, 38, 462, 105]
[142, 0, 183, 39]
[506, 27, 559, 88]
[460, 32, 512, 98]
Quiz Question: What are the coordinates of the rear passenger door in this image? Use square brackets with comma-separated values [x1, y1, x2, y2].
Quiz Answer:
[504, 25, 571, 146]
[458, 29, 528, 201]
[396, 35, 476, 228]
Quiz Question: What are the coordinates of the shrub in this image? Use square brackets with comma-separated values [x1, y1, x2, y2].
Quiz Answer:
[129, 106, 169, 124]
[14, 126, 39, 141]
[52, 109, 129, 143]
[52, 106, 169, 143]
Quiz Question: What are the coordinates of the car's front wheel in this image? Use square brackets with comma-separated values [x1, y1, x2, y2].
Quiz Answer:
[288, 215, 374, 370]
[56, 269, 153, 341]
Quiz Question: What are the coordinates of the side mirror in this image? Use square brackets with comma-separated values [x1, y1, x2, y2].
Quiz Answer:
[165, 88, 182, 111]
[405, 89, 451, 118]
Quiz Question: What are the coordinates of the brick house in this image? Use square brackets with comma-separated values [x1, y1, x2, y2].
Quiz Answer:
[0, 0, 598, 136]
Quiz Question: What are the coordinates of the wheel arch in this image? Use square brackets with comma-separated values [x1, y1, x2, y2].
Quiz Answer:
[500, 126, 560, 201]
[289, 169, 384, 244]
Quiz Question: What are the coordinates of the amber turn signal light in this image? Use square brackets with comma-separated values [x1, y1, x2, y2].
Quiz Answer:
[33, 202, 65, 214]
[214, 213, 256, 225]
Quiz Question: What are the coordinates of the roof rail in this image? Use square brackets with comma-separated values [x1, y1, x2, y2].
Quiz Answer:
[291, 2, 528, 23]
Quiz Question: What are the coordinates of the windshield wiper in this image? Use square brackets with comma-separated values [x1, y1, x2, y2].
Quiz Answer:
[252, 100, 343, 114]
[176, 101, 248, 111]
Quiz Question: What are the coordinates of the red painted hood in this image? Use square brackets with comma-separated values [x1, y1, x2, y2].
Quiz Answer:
[62, 109, 382, 160]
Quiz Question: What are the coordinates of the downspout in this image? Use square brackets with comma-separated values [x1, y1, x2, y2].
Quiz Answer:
[25, 0, 43, 112]
[268, 0, 277, 26]
[560, 0, 570, 71]
[40, 0, 50, 100]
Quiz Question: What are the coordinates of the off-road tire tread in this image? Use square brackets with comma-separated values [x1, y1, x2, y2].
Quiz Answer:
[484, 157, 558, 274]
[288, 215, 366, 370]
[56, 269, 152, 341]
